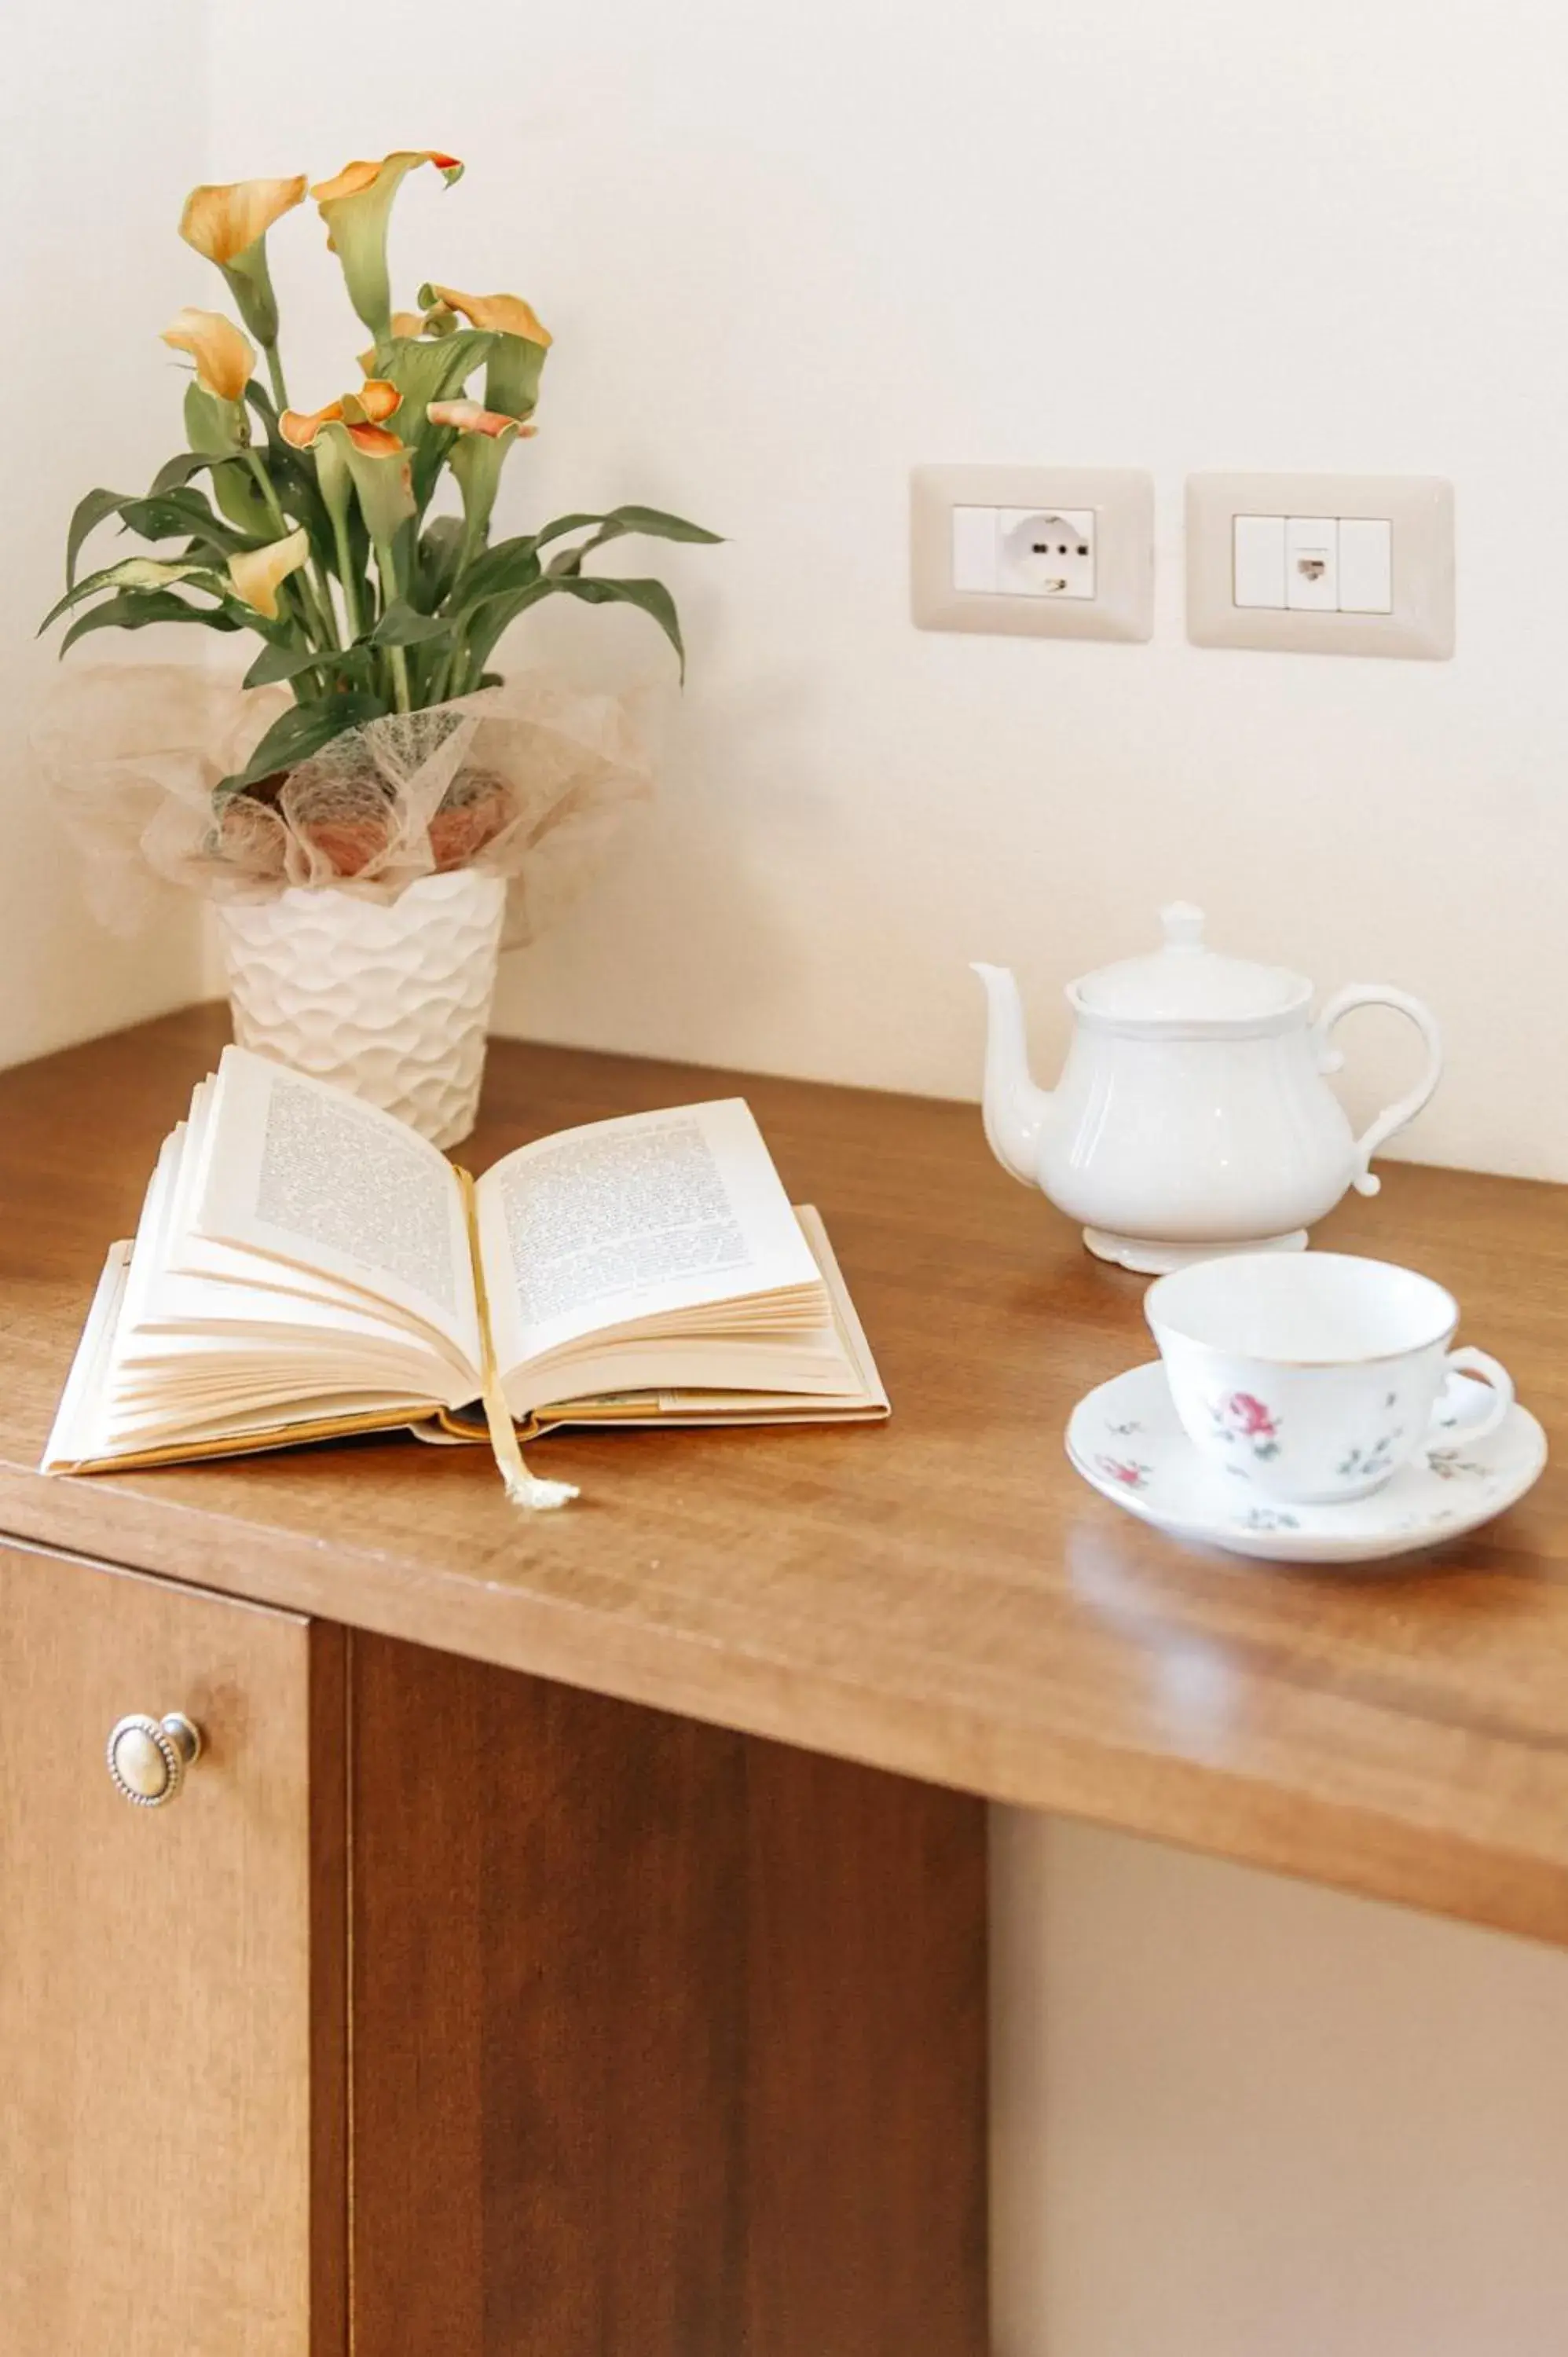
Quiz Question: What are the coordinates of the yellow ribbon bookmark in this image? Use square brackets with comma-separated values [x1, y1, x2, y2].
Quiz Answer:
[458, 1171, 578, 1511]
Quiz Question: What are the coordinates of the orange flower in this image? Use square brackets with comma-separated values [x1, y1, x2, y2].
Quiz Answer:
[312, 151, 463, 205]
[179, 176, 306, 266]
[161, 306, 256, 403]
[280, 379, 401, 450]
[178, 175, 306, 347]
[227, 525, 310, 620]
[417, 281, 551, 423]
[420, 284, 551, 348]
[426, 398, 537, 440]
[312, 152, 463, 340]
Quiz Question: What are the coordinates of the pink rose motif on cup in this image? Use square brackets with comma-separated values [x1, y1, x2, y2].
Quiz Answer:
[1208, 1391, 1283, 1462]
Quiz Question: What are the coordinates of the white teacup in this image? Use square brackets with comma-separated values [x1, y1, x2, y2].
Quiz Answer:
[1145, 1252, 1515, 1505]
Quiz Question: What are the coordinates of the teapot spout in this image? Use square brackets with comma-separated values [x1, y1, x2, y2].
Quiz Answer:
[971, 962, 1055, 1187]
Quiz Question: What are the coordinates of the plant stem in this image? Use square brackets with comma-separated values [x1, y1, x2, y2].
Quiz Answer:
[454, 508, 487, 591]
[244, 446, 291, 535]
[302, 557, 341, 651]
[372, 539, 412, 713]
[264, 343, 289, 412]
[332, 514, 364, 643]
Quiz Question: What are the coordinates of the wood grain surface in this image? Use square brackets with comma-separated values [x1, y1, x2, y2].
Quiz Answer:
[348, 1629, 987, 2357]
[2, 1006, 1566, 1943]
[0, 1536, 346, 2354]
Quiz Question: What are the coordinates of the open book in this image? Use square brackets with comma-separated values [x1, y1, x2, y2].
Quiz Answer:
[43, 1046, 888, 1498]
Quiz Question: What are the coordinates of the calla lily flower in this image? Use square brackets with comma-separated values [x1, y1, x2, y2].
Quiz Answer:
[280, 379, 401, 451]
[181, 175, 306, 265]
[315, 421, 415, 557]
[427, 401, 534, 560]
[313, 151, 463, 342]
[162, 307, 257, 404]
[179, 176, 306, 346]
[419, 285, 551, 348]
[426, 398, 537, 441]
[419, 281, 550, 423]
[227, 526, 311, 620]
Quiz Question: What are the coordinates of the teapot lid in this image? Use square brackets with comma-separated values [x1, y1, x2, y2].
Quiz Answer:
[1071, 903, 1311, 1032]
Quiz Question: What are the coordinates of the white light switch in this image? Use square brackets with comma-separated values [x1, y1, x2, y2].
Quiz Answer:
[1338, 516, 1393, 614]
[1233, 515, 1287, 609]
[1285, 517, 1339, 611]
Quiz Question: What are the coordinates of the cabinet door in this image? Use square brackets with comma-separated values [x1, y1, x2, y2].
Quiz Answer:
[0, 1539, 345, 2355]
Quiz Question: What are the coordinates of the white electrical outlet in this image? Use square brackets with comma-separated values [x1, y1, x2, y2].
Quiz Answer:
[912, 467, 1152, 642]
[997, 508, 1096, 598]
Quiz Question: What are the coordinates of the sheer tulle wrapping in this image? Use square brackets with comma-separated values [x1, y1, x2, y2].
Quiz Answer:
[36, 663, 657, 949]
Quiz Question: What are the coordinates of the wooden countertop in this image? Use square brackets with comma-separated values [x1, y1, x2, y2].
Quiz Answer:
[2, 1005, 1566, 1945]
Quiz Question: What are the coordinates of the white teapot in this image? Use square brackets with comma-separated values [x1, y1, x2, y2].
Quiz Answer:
[973, 904, 1442, 1274]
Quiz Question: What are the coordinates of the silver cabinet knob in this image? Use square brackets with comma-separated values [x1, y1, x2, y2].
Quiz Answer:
[106, 1712, 203, 1808]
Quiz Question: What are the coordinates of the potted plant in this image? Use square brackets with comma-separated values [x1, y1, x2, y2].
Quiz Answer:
[41, 152, 718, 1146]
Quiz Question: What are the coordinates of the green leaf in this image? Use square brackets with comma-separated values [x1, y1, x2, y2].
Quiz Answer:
[41, 555, 228, 635]
[372, 601, 454, 647]
[544, 541, 590, 579]
[207, 456, 277, 538]
[116, 488, 256, 559]
[60, 588, 243, 654]
[216, 692, 390, 800]
[185, 379, 250, 460]
[448, 533, 541, 611]
[458, 568, 687, 674]
[241, 641, 379, 694]
[583, 504, 724, 546]
[148, 449, 221, 497]
[243, 377, 280, 434]
[454, 576, 557, 673]
[533, 511, 606, 551]
[549, 503, 724, 577]
[416, 515, 467, 611]
[242, 641, 330, 688]
[66, 488, 132, 585]
[238, 386, 334, 568]
[554, 574, 687, 676]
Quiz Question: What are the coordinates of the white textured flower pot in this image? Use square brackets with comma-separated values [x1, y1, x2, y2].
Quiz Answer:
[218, 870, 507, 1149]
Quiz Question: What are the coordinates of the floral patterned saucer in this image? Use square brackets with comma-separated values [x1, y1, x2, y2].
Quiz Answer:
[1066, 1362, 1547, 1563]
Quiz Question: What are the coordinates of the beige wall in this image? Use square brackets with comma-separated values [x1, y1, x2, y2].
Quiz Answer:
[198, 5, 1568, 2349]
[0, 9, 207, 1069]
[215, 0, 1568, 1186]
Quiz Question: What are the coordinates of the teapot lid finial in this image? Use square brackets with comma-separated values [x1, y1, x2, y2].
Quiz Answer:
[1160, 901, 1206, 955]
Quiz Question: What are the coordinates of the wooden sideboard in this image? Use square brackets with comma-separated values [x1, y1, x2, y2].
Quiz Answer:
[2, 1005, 1566, 2352]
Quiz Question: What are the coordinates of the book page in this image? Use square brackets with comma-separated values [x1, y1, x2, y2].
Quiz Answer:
[192, 1046, 482, 1372]
[475, 1098, 821, 1373]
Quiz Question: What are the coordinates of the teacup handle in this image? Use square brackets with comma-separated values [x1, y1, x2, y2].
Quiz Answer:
[1429, 1347, 1515, 1455]
[1314, 984, 1444, 1197]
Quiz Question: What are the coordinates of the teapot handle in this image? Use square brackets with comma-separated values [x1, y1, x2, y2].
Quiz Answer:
[1314, 985, 1444, 1197]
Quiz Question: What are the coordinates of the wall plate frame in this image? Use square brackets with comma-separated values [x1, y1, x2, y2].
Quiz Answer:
[910, 466, 1154, 643]
[1185, 471, 1455, 660]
